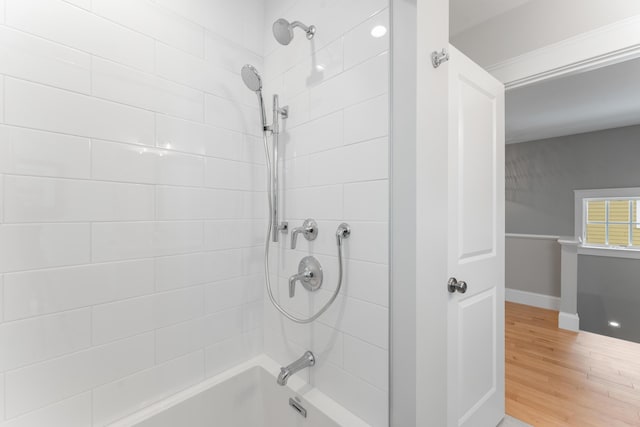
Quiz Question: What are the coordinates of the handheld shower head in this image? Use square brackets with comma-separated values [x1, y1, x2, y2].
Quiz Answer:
[272, 18, 315, 45]
[241, 64, 267, 130]
[241, 64, 262, 92]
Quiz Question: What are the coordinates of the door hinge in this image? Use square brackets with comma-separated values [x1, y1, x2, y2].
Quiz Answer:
[431, 48, 450, 68]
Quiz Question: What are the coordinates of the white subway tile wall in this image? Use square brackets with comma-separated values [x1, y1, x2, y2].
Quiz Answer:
[0, 0, 390, 425]
[0, 0, 265, 424]
[262, 1, 389, 426]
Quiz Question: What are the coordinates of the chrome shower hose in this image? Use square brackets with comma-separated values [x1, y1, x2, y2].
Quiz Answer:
[262, 133, 346, 324]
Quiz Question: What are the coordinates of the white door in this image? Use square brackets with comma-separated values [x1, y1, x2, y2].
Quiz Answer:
[447, 45, 505, 427]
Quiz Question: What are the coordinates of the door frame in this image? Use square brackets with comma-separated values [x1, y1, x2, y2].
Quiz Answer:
[486, 14, 640, 89]
[390, 0, 450, 425]
[389, 1, 640, 426]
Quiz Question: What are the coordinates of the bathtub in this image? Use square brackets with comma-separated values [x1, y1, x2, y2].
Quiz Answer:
[108, 355, 369, 427]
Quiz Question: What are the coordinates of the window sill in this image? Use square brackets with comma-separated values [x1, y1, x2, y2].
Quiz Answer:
[578, 245, 640, 260]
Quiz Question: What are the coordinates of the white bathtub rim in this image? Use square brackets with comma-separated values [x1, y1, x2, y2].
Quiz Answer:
[107, 354, 370, 427]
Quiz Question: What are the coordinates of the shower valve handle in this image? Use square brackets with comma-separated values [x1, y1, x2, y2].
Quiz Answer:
[290, 219, 318, 249]
[288, 256, 323, 298]
[289, 271, 312, 298]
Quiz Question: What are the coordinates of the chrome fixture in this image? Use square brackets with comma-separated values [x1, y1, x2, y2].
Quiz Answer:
[241, 64, 288, 241]
[431, 48, 450, 68]
[272, 18, 316, 45]
[336, 222, 351, 244]
[289, 397, 307, 418]
[271, 93, 288, 242]
[291, 218, 318, 249]
[241, 65, 351, 324]
[448, 277, 467, 294]
[272, 223, 349, 323]
[277, 351, 316, 386]
[241, 64, 267, 131]
[268, 221, 350, 323]
[289, 256, 323, 298]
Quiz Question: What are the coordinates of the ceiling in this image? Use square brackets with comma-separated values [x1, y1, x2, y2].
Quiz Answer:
[450, 0, 532, 36]
[506, 58, 640, 144]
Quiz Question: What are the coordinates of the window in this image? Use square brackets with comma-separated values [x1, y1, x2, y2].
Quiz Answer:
[574, 188, 640, 258]
[584, 198, 640, 247]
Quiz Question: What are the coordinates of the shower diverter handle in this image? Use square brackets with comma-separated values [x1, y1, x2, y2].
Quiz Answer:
[290, 219, 318, 249]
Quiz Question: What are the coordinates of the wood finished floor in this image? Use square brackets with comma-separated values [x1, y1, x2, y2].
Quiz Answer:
[505, 302, 640, 427]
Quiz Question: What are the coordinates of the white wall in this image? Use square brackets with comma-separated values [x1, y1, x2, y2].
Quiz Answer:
[0, 0, 265, 425]
[451, 0, 640, 67]
[261, 1, 389, 426]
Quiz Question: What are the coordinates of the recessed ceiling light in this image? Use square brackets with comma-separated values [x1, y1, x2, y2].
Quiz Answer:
[608, 320, 621, 328]
[370, 25, 387, 38]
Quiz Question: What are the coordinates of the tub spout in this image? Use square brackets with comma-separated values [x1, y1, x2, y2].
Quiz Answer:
[277, 351, 315, 386]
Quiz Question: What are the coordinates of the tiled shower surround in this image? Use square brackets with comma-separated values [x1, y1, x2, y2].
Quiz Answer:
[262, 1, 389, 426]
[0, 0, 389, 426]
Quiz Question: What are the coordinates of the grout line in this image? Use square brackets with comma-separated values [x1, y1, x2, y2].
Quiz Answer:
[0, 246, 258, 277]
[283, 91, 389, 131]
[0, 105, 260, 150]
[153, 40, 158, 74]
[0, 276, 3, 324]
[88, 219, 93, 269]
[2, 21, 155, 75]
[1, 372, 4, 422]
[153, 184, 159, 225]
[2, 174, 5, 223]
[89, 55, 93, 95]
[90, 388, 94, 426]
[3, 72, 379, 164]
[88, 138, 94, 179]
[0, 167, 388, 192]
[153, 330, 158, 366]
[3, 332, 158, 414]
[1, 75, 5, 124]
[15, 0, 207, 67]
[4, 272, 263, 325]
[0, 169, 266, 191]
[89, 305, 93, 347]
[4, 73, 257, 129]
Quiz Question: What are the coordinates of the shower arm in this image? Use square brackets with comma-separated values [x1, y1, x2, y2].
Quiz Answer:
[290, 21, 316, 40]
[271, 94, 289, 242]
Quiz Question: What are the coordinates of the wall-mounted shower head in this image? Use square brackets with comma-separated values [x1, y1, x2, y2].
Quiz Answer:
[241, 64, 268, 130]
[272, 18, 316, 45]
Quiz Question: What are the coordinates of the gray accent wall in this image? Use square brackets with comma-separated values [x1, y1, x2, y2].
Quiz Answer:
[578, 255, 640, 343]
[506, 236, 560, 297]
[506, 124, 640, 236]
[506, 125, 640, 342]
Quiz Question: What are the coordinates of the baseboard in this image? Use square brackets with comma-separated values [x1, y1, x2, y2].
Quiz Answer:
[505, 288, 561, 311]
[558, 312, 580, 332]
